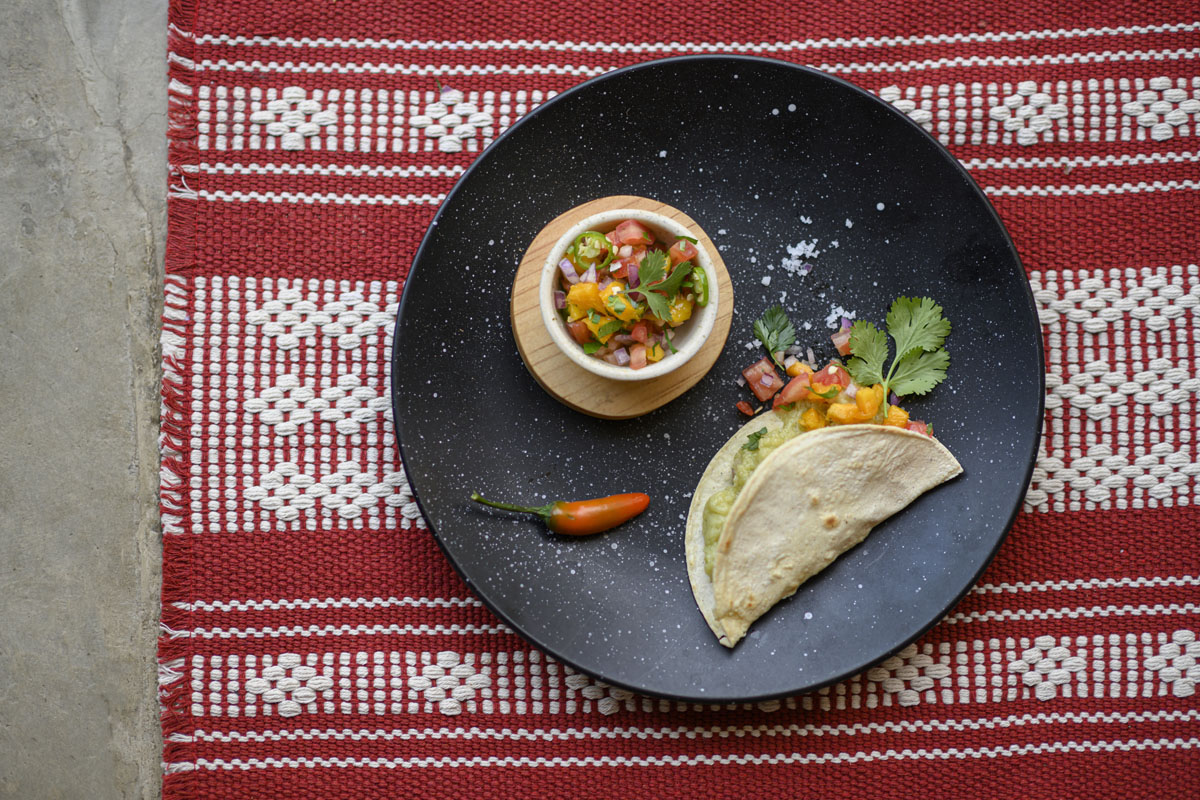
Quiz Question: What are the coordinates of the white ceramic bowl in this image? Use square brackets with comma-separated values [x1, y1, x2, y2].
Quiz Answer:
[539, 208, 720, 381]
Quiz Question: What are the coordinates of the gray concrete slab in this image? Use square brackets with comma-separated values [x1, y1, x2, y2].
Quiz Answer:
[1, 0, 167, 797]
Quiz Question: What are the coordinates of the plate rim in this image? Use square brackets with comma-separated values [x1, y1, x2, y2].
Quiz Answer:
[390, 54, 1045, 702]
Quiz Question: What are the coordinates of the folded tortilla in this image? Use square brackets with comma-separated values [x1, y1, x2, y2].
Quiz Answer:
[686, 423, 962, 648]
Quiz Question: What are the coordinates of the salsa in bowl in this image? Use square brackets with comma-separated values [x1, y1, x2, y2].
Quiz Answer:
[538, 207, 720, 381]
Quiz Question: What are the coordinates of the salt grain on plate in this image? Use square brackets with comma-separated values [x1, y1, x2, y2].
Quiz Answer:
[761, 276, 771, 286]
[825, 305, 856, 329]
[779, 240, 820, 277]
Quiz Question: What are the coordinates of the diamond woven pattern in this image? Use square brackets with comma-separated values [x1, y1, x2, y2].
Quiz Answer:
[160, 2, 1200, 797]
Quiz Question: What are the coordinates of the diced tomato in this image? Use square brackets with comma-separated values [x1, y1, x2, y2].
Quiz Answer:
[567, 320, 592, 345]
[614, 219, 655, 246]
[632, 246, 647, 264]
[630, 343, 648, 370]
[630, 321, 649, 343]
[605, 230, 619, 244]
[906, 419, 931, 436]
[742, 356, 782, 403]
[668, 239, 699, 266]
[736, 400, 755, 416]
[773, 372, 812, 408]
[812, 362, 851, 389]
[831, 328, 852, 357]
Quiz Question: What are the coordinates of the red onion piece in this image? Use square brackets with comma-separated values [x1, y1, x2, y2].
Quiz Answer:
[553, 290, 566, 310]
[598, 277, 613, 291]
[612, 347, 630, 366]
[618, 245, 633, 258]
[627, 264, 639, 289]
[581, 265, 597, 284]
[845, 383, 858, 399]
[612, 334, 635, 345]
[558, 259, 579, 284]
[760, 373, 776, 388]
[841, 316, 853, 330]
[889, 392, 900, 406]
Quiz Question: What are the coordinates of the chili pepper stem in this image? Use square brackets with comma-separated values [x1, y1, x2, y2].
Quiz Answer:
[470, 492, 552, 517]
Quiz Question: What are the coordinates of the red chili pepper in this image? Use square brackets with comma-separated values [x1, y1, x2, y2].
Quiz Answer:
[470, 491, 650, 536]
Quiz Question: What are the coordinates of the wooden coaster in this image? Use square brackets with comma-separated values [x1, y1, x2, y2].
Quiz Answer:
[510, 195, 734, 419]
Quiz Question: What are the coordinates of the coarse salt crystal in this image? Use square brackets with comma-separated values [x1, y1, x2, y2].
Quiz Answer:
[825, 305, 856, 329]
[761, 276, 771, 286]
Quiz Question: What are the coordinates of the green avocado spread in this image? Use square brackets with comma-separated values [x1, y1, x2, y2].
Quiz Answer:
[702, 404, 808, 577]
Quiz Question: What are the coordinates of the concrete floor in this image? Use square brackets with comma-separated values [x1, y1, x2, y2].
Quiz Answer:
[1, 1, 166, 797]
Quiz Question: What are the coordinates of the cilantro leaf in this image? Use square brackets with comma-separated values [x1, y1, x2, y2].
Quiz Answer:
[886, 296, 951, 362]
[638, 250, 694, 322]
[845, 320, 887, 387]
[641, 291, 672, 322]
[845, 296, 951, 400]
[638, 249, 668, 286]
[605, 294, 627, 315]
[597, 319, 624, 339]
[652, 260, 694, 297]
[742, 427, 769, 451]
[752, 305, 796, 368]
[582, 341, 603, 354]
[887, 347, 950, 397]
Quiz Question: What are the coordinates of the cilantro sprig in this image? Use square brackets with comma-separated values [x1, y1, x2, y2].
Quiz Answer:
[638, 250, 694, 322]
[845, 296, 951, 400]
[742, 427, 769, 451]
[752, 305, 796, 369]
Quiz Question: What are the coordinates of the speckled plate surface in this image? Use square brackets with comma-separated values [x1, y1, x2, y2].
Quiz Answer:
[391, 55, 1043, 702]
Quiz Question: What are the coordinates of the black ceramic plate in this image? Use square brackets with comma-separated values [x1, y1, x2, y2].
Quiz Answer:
[391, 56, 1043, 702]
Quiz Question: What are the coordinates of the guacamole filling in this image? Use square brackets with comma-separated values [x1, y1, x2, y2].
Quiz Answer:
[702, 404, 808, 577]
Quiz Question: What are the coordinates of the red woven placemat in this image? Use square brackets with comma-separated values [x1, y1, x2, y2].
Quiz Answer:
[160, 2, 1200, 797]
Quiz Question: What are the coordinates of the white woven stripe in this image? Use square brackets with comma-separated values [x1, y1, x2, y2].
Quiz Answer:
[184, 604, 1198, 639]
[189, 162, 466, 178]
[170, 576, 1200, 613]
[190, 276, 424, 535]
[988, 179, 1200, 196]
[194, 48, 1200, 78]
[192, 75, 1200, 152]
[177, 189, 448, 205]
[174, 182, 1198, 205]
[973, 576, 1200, 594]
[188, 708, 1200, 743]
[185, 631, 1200, 719]
[192, 22, 1200, 52]
[175, 737, 1197, 770]
[174, 596, 485, 612]
[960, 150, 1200, 170]
[1027, 265, 1199, 512]
[187, 151, 1200, 177]
[942, 603, 1199, 625]
[187, 622, 513, 638]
